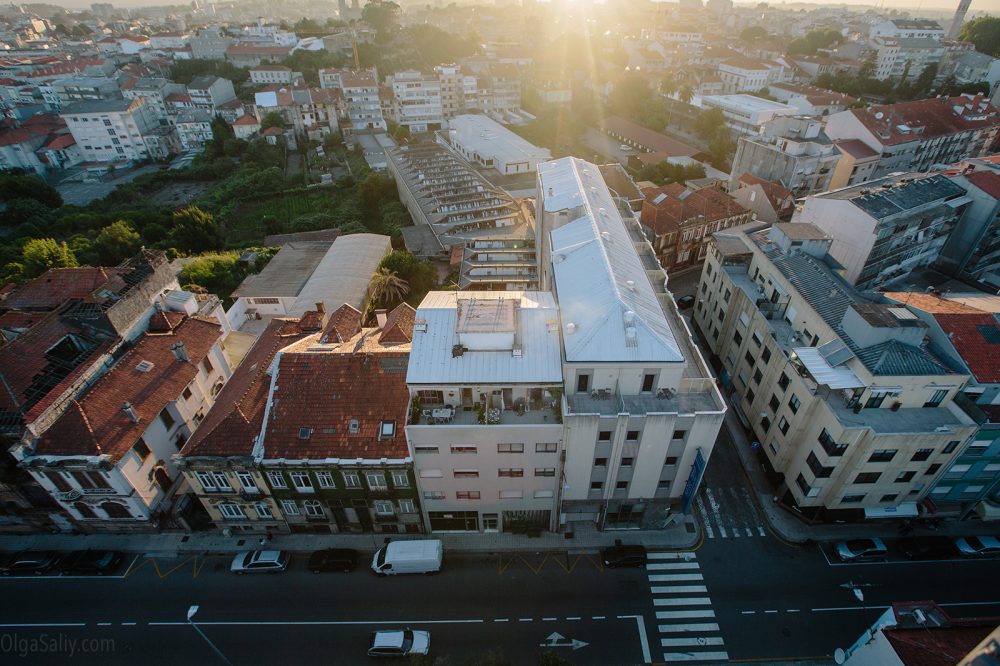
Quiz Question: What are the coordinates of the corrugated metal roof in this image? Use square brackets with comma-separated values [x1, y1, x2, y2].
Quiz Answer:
[792, 347, 865, 389]
[407, 291, 563, 385]
[540, 157, 683, 363]
[289, 234, 391, 316]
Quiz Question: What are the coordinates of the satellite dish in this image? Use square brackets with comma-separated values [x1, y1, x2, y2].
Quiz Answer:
[874, 112, 884, 119]
[834, 648, 846, 664]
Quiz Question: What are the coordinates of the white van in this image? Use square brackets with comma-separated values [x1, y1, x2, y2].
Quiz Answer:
[371, 539, 443, 576]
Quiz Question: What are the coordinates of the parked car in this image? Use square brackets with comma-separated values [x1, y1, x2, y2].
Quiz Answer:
[602, 542, 648, 568]
[896, 536, 956, 561]
[230, 550, 289, 574]
[308, 548, 358, 573]
[0, 551, 61, 575]
[367, 629, 430, 658]
[60, 550, 123, 575]
[834, 538, 887, 562]
[618, 144, 633, 153]
[676, 295, 696, 310]
[954, 535, 1000, 558]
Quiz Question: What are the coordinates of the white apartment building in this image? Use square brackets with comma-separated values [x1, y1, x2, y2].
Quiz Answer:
[405, 291, 565, 533]
[60, 97, 162, 163]
[122, 77, 185, 122]
[537, 157, 727, 530]
[442, 114, 550, 175]
[249, 65, 293, 85]
[319, 68, 386, 132]
[694, 223, 977, 517]
[186, 75, 237, 112]
[793, 173, 971, 290]
[175, 109, 213, 150]
[700, 95, 798, 135]
[869, 18, 944, 40]
[728, 115, 840, 195]
[387, 70, 444, 133]
[718, 57, 771, 94]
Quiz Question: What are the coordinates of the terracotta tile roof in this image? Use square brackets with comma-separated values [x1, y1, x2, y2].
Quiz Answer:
[883, 626, 996, 666]
[850, 94, 1000, 146]
[739, 174, 795, 211]
[262, 127, 283, 137]
[165, 92, 192, 103]
[148, 310, 186, 332]
[180, 317, 314, 458]
[232, 114, 259, 126]
[379, 303, 416, 345]
[641, 184, 749, 235]
[835, 138, 879, 159]
[297, 310, 325, 332]
[261, 348, 410, 460]
[321, 304, 362, 344]
[0, 311, 42, 336]
[43, 133, 76, 150]
[964, 170, 1000, 198]
[33, 317, 223, 459]
[933, 313, 1000, 383]
[4, 268, 119, 311]
[884, 292, 985, 315]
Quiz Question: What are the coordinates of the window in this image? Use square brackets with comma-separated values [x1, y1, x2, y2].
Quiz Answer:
[869, 449, 897, 463]
[594, 457, 608, 466]
[807, 451, 833, 478]
[255, 503, 273, 519]
[266, 471, 287, 489]
[399, 499, 416, 513]
[673, 430, 687, 440]
[159, 408, 175, 430]
[456, 491, 480, 500]
[591, 482, 603, 490]
[665, 457, 678, 465]
[303, 500, 324, 517]
[841, 495, 865, 504]
[642, 374, 655, 393]
[454, 469, 479, 478]
[348, 420, 360, 434]
[237, 471, 258, 492]
[778, 373, 790, 391]
[925, 463, 942, 475]
[598, 431, 612, 441]
[615, 481, 628, 489]
[316, 471, 335, 489]
[133, 439, 151, 460]
[751, 330, 762, 347]
[196, 472, 217, 492]
[342, 472, 361, 488]
[423, 491, 445, 500]
[752, 369, 763, 385]
[626, 430, 640, 441]
[450, 445, 477, 454]
[657, 480, 670, 490]
[391, 471, 409, 488]
[943, 440, 960, 454]
[778, 416, 790, 435]
[42, 471, 72, 493]
[202, 357, 214, 374]
[924, 389, 947, 408]
[769, 395, 780, 412]
[576, 373, 590, 393]
[796, 473, 811, 495]
[219, 504, 245, 519]
[498, 442, 524, 453]
[535, 468, 556, 477]
[379, 420, 396, 438]
[744, 351, 755, 366]
[290, 471, 313, 492]
[500, 490, 523, 499]
[912, 448, 934, 462]
[498, 468, 523, 477]
[373, 500, 394, 516]
[536, 442, 558, 453]
[880, 494, 898, 503]
[534, 490, 554, 498]
[895, 471, 916, 483]
[762, 347, 772, 365]
[621, 457, 634, 466]
[298, 428, 312, 440]
[854, 472, 881, 484]
[366, 472, 387, 490]
[746, 388, 756, 405]
[819, 429, 847, 456]
[866, 392, 887, 409]
[734, 330, 743, 346]
[761, 416, 771, 432]
[415, 445, 439, 454]
[787, 394, 800, 414]
[966, 444, 988, 457]
[182, 387, 192, 400]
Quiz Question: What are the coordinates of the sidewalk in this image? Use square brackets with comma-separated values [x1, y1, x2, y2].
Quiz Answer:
[0, 516, 700, 558]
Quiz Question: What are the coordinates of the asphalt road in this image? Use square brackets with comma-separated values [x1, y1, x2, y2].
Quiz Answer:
[0, 552, 652, 666]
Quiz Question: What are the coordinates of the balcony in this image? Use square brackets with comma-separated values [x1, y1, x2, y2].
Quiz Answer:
[411, 404, 558, 426]
[565, 389, 720, 417]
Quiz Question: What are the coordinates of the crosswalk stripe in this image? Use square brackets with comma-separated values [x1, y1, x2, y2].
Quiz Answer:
[728, 487, 748, 538]
[648, 552, 695, 560]
[663, 651, 730, 662]
[647, 562, 700, 570]
[704, 488, 727, 538]
[650, 585, 707, 594]
[654, 597, 713, 607]
[741, 486, 768, 536]
[658, 623, 720, 633]
[695, 495, 715, 539]
[648, 573, 704, 582]
[656, 610, 716, 620]
[661, 637, 726, 647]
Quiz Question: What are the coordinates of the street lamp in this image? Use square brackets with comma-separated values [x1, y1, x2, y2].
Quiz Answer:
[187, 605, 233, 666]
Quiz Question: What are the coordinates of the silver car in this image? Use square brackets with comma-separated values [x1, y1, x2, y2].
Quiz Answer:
[834, 538, 887, 562]
[367, 629, 430, 657]
[230, 550, 289, 574]
[954, 536, 1000, 558]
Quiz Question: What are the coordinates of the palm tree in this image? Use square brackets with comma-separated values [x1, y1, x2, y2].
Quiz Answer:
[678, 84, 695, 105]
[660, 74, 678, 96]
[368, 267, 410, 308]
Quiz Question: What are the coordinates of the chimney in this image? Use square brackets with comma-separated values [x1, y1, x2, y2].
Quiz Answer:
[315, 302, 325, 313]
[375, 309, 388, 329]
[122, 402, 139, 423]
[171, 341, 189, 362]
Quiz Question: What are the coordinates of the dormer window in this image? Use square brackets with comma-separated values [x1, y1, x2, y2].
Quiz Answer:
[298, 428, 312, 440]
[380, 421, 396, 439]
[349, 419, 360, 434]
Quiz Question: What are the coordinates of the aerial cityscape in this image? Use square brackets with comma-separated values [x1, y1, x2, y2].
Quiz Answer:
[1, 0, 1000, 663]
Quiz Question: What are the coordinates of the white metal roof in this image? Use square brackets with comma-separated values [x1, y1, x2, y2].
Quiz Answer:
[289, 234, 391, 316]
[540, 157, 683, 364]
[447, 114, 551, 166]
[407, 291, 563, 385]
[792, 347, 866, 389]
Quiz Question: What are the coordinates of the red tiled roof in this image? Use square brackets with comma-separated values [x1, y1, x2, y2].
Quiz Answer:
[883, 292, 985, 315]
[165, 92, 192, 103]
[836, 139, 878, 159]
[379, 303, 415, 345]
[884, 626, 996, 666]
[321, 304, 361, 344]
[738, 174, 795, 211]
[34, 317, 223, 459]
[641, 184, 749, 235]
[262, 127, 283, 136]
[934, 313, 1000, 383]
[4, 268, 118, 311]
[0, 311, 42, 335]
[261, 348, 410, 460]
[964, 170, 1000, 199]
[180, 317, 314, 458]
[232, 114, 259, 126]
[148, 310, 187, 332]
[851, 94, 1000, 146]
[43, 133, 76, 150]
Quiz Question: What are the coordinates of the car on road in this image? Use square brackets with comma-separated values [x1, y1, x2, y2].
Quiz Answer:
[618, 144, 633, 153]
[834, 538, 887, 562]
[601, 542, 648, 568]
[307, 548, 358, 573]
[896, 536, 956, 560]
[954, 535, 1000, 558]
[675, 295, 696, 310]
[0, 551, 61, 576]
[230, 550, 289, 574]
[60, 550, 123, 575]
[367, 629, 430, 658]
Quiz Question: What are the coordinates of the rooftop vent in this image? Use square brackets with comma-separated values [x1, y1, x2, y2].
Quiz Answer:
[170, 341, 189, 363]
[625, 326, 638, 346]
[601, 231, 611, 242]
[122, 402, 139, 423]
[626, 280, 636, 291]
[565, 322, 577, 335]
[136, 360, 154, 372]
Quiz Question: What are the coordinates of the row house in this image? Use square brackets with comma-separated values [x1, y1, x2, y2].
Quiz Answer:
[10, 314, 232, 531]
[253, 84, 339, 140]
[640, 183, 753, 272]
[694, 223, 977, 519]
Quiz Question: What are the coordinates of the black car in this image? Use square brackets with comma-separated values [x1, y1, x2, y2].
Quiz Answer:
[308, 548, 359, 573]
[1, 551, 61, 576]
[601, 542, 648, 568]
[676, 295, 696, 310]
[60, 550, 124, 576]
[896, 536, 956, 561]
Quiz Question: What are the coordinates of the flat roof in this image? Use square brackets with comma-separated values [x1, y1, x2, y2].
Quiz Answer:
[447, 114, 550, 165]
[232, 242, 333, 298]
[702, 94, 796, 113]
[288, 233, 390, 316]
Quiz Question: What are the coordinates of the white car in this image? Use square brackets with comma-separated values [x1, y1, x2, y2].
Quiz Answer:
[619, 144, 633, 152]
[230, 550, 289, 574]
[954, 536, 1000, 558]
[367, 629, 430, 657]
[834, 538, 887, 562]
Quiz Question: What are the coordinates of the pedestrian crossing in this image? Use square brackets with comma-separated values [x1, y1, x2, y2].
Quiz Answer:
[694, 485, 767, 539]
[647, 552, 728, 663]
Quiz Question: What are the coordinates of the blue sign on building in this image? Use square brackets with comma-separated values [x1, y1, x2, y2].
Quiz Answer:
[681, 448, 706, 514]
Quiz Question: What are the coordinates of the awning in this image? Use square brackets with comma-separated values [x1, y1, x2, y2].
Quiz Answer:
[864, 502, 918, 519]
[792, 347, 866, 389]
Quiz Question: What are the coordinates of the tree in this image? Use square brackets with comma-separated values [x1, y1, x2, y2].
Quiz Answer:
[0, 173, 63, 209]
[171, 206, 221, 253]
[368, 267, 410, 309]
[695, 108, 726, 140]
[678, 84, 694, 105]
[95, 220, 141, 264]
[740, 26, 768, 43]
[660, 73, 678, 96]
[362, 0, 401, 40]
[293, 17, 322, 34]
[610, 75, 653, 120]
[21, 238, 78, 278]
[959, 17, 1000, 57]
[914, 62, 939, 96]
[261, 112, 285, 130]
[281, 49, 348, 85]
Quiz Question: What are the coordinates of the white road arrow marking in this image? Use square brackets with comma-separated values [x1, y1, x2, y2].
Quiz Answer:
[539, 632, 590, 650]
